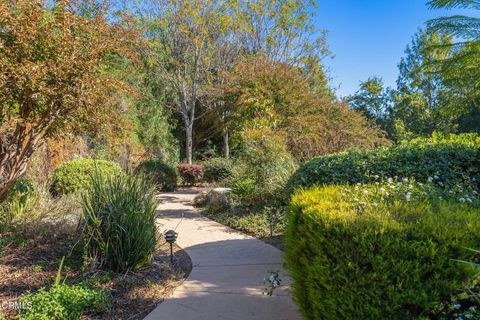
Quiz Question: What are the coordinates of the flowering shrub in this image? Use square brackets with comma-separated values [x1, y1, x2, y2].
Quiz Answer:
[286, 133, 480, 195]
[177, 164, 203, 186]
[285, 183, 480, 319]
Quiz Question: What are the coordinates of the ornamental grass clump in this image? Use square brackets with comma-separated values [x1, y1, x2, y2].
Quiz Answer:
[82, 173, 158, 272]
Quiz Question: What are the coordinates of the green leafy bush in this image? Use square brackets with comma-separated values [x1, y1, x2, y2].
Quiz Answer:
[202, 157, 233, 183]
[177, 164, 203, 185]
[82, 173, 158, 272]
[285, 184, 480, 319]
[51, 159, 122, 195]
[286, 133, 480, 195]
[135, 159, 177, 191]
[233, 129, 297, 205]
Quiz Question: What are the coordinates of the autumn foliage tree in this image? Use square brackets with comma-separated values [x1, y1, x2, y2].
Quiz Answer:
[0, 0, 132, 201]
[222, 59, 390, 162]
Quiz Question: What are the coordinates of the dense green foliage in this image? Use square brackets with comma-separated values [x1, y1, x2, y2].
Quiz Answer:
[202, 158, 234, 183]
[51, 159, 122, 195]
[285, 184, 480, 319]
[82, 174, 158, 272]
[135, 160, 177, 191]
[232, 129, 297, 205]
[287, 133, 480, 195]
[20, 283, 110, 320]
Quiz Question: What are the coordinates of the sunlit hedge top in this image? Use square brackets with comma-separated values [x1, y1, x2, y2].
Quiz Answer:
[286, 133, 480, 195]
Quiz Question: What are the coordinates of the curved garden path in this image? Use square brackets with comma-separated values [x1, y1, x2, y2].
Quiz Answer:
[145, 189, 301, 320]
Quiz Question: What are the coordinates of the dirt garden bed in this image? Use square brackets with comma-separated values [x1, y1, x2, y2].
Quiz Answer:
[0, 221, 191, 320]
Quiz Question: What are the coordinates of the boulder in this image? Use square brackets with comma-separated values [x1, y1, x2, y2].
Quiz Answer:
[192, 188, 232, 212]
[192, 190, 208, 207]
[206, 188, 232, 212]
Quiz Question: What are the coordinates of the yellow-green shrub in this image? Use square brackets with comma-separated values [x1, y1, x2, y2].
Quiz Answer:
[285, 186, 480, 319]
[51, 159, 122, 195]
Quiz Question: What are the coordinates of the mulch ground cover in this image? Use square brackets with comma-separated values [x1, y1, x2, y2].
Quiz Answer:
[0, 221, 191, 319]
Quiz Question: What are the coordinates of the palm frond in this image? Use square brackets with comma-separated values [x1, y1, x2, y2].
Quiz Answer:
[428, 16, 480, 40]
[428, 0, 480, 10]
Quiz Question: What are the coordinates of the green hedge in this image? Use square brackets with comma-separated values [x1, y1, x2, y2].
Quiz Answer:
[286, 133, 480, 195]
[135, 160, 177, 191]
[51, 159, 122, 195]
[285, 185, 480, 320]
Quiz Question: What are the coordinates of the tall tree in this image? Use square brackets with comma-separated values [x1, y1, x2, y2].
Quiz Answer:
[141, 0, 232, 164]
[391, 29, 456, 139]
[0, 0, 132, 200]
[348, 76, 391, 129]
[427, 0, 480, 133]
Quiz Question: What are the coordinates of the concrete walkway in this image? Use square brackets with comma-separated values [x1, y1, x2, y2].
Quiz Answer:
[145, 189, 301, 320]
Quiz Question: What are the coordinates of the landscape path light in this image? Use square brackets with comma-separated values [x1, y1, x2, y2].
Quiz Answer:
[164, 230, 178, 264]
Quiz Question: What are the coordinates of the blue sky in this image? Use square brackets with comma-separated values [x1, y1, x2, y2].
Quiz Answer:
[313, 0, 467, 97]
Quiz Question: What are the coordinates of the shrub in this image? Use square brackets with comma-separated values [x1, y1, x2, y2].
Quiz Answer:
[177, 164, 203, 186]
[234, 129, 297, 205]
[51, 159, 122, 195]
[135, 160, 177, 191]
[202, 157, 233, 183]
[286, 133, 480, 195]
[285, 185, 480, 320]
[82, 173, 158, 272]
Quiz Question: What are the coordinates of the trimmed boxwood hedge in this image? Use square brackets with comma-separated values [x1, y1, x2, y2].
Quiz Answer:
[285, 185, 480, 320]
[286, 133, 480, 195]
[135, 160, 177, 191]
[51, 159, 122, 195]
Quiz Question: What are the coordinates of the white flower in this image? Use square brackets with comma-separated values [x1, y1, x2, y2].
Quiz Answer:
[379, 187, 385, 192]
[459, 198, 466, 203]
[403, 177, 409, 182]
[387, 177, 393, 183]
[363, 190, 369, 195]
[406, 193, 412, 201]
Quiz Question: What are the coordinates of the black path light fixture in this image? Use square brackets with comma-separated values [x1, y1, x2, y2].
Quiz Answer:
[164, 230, 178, 264]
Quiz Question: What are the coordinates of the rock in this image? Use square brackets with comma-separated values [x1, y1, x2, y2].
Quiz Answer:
[206, 188, 232, 212]
[192, 191, 208, 207]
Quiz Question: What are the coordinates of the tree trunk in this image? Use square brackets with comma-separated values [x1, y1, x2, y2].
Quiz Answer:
[223, 128, 230, 159]
[186, 122, 193, 164]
